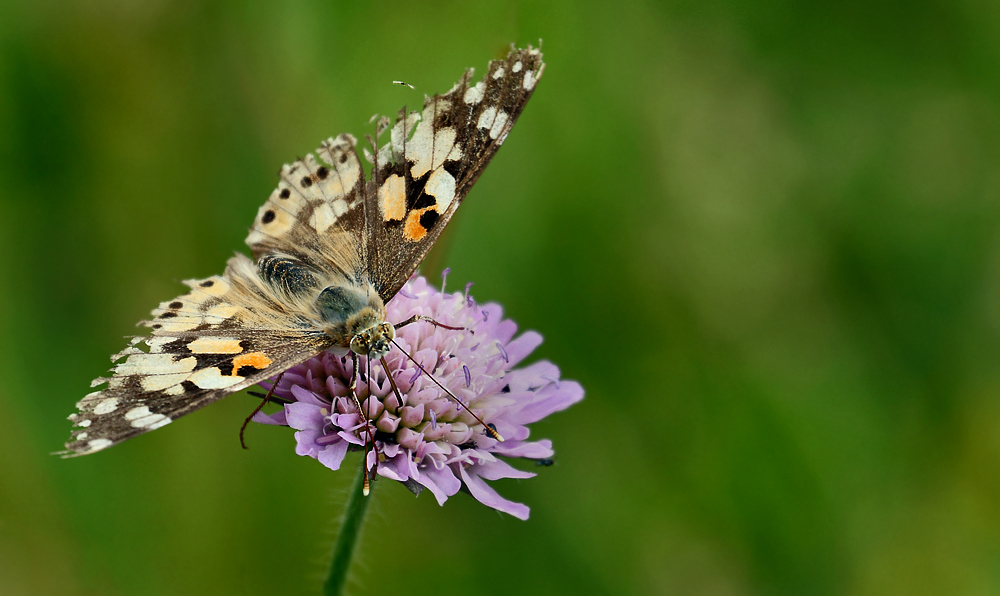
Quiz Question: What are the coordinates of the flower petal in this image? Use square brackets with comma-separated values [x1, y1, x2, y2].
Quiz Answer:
[418, 463, 462, 505]
[290, 384, 328, 407]
[472, 458, 536, 480]
[252, 409, 287, 426]
[294, 429, 324, 457]
[377, 454, 410, 481]
[459, 466, 530, 520]
[504, 331, 543, 366]
[506, 381, 584, 425]
[285, 402, 327, 431]
[316, 440, 349, 471]
[493, 439, 554, 459]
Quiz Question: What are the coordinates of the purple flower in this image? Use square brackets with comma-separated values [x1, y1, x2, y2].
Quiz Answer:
[253, 275, 583, 519]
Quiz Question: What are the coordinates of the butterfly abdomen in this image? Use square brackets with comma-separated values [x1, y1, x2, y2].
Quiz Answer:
[257, 254, 319, 295]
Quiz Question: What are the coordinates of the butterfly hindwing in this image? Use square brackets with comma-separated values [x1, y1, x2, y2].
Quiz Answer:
[64, 255, 332, 456]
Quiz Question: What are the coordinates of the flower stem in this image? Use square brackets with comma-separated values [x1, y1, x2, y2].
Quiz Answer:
[323, 463, 372, 596]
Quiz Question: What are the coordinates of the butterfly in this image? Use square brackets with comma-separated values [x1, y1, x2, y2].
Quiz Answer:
[63, 45, 544, 458]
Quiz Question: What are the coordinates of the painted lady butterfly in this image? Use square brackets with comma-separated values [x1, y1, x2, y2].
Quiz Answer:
[63, 45, 544, 457]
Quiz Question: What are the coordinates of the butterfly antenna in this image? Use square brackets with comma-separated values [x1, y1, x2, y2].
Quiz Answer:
[380, 356, 405, 415]
[349, 353, 375, 496]
[389, 338, 504, 442]
[240, 372, 285, 449]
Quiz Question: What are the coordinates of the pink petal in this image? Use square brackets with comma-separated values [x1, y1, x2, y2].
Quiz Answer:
[504, 331, 543, 366]
[290, 385, 328, 407]
[418, 463, 462, 505]
[506, 381, 584, 425]
[316, 440, 349, 471]
[459, 466, 529, 520]
[285, 402, 326, 431]
[472, 458, 536, 480]
[252, 409, 287, 426]
[493, 439, 554, 459]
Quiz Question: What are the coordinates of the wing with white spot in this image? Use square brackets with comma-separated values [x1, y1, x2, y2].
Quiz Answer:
[63, 254, 332, 456]
[245, 133, 369, 269]
[240, 46, 543, 300]
[365, 45, 545, 302]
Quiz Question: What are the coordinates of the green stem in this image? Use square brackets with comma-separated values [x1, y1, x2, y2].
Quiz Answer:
[323, 464, 372, 596]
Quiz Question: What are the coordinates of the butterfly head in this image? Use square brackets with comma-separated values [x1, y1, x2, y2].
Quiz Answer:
[350, 320, 395, 360]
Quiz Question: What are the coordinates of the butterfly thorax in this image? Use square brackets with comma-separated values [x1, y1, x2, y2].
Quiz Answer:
[314, 281, 393, 358]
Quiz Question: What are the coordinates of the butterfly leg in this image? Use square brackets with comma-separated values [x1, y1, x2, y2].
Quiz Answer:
[239, 372, 285, 450]
[393, 315, 470, 333]
[349, 352, 377, 495]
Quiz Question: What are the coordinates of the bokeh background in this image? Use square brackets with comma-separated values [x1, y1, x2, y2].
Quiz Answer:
[3, 1, 1000, 594]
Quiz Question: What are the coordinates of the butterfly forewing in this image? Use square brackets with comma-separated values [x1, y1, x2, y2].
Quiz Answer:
[365, 46, 545, 302]
[246, 133, 368, 262]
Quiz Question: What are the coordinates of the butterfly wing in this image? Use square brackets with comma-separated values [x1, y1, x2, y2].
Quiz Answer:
[365, 45, 545, 301]
[245, 133, 369, 273]
[65, 45, 544, 456]
[242, 46, 544, 300]
[63, 254, 332, 456]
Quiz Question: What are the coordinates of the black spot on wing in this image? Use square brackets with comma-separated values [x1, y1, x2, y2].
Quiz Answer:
[262, 210, 276, 224]
[419, 210, 440, 230]
[443, 159, 462, 180]
[236, 364, 264, 377]
[405, 171, 431, 211]
[162, 338, 192, 353]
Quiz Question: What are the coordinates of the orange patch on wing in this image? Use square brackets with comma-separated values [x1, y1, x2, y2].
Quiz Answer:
[230, 352, 273, 375]
[379, 174, 406, 221]
[403, 209, 429, 241]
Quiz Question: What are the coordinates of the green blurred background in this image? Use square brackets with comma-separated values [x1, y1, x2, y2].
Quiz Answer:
[3, 0, 1000, 594]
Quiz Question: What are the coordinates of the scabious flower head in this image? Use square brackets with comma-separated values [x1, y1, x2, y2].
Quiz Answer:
[254, 274, 583, 519]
